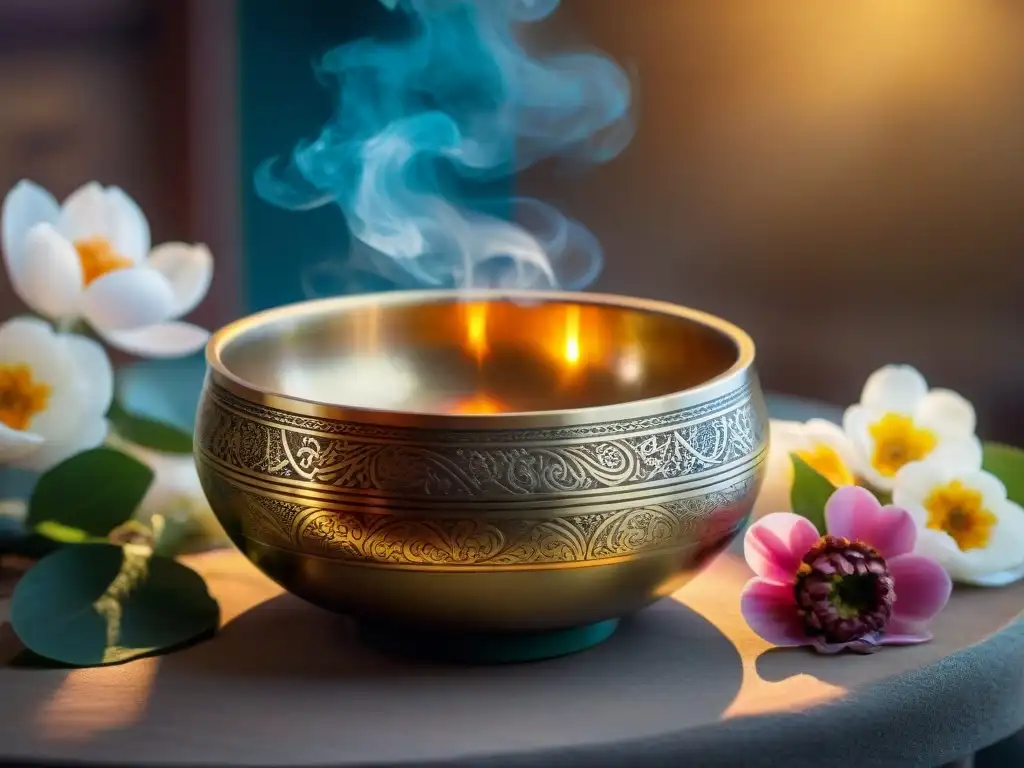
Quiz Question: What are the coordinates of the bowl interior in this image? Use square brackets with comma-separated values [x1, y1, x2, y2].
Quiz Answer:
[216, 295, 739, 414]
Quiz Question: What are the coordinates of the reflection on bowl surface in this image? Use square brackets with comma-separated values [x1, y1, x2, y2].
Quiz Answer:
[214, 292, 739, 414]
[195, 290, 768, 642]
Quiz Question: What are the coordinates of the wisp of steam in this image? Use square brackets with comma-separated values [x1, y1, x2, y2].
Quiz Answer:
[256, 0, 633, 295]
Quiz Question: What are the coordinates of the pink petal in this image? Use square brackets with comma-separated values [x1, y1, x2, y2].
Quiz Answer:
[825, 485, 917, 558]
[888, 554, 952, 625]
[739, 577, 807, 647]
[743, 512, 820, 583]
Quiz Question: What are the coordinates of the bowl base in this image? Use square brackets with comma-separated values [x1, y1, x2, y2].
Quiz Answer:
[355, 618, 620, 664]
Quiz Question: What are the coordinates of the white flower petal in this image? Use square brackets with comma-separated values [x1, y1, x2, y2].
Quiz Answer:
[842, 404, 892, 488]
[101, 321, 210, 358]
[914, 527, 972, 581]
[80, 268, 176, 332]
[16, 223, 84, 320]
[801, 418, 857, 465]
[58, 182, 112, 241]
[841, 405, 871, 458]
[914, 499, 1024, 582]
[11, 416, 108, 472]
[961, 563, 1024, 587]
[107, 187, 150, 262]
[63, 334, 114, 417]
[2, 180, 60, 277]
[0, 423, 44, 462]
[916, 388, 976, 437]
[927, 436, 983, 474]
[0, 316, 70, 383]
[802, 418, 845, 441]
[861, 365, 928, 414]
[767, 419, 803, 445]
[25, 378, 84, 442]
[892, 459, 949, 507]
[985, 500, 1024, 569]
[953, 469, 1008, 506]
[16, 328, 90, 443]
[146, 243, 213, 318]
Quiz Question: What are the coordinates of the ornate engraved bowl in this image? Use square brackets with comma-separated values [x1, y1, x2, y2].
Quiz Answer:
[195, 289, 768, 661]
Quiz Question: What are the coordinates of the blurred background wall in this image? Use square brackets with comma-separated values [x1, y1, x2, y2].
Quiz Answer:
[524, 0, 1024, 442]
[0, 0, 1021, 441]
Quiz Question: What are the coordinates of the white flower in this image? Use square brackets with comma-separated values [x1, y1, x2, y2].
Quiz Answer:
[2, 180, 213, 358]
[0, 317, 113, 471]
[893, 456, 1024, 586]
[843, 365, 981, 492]
[770, 418, 858, 488]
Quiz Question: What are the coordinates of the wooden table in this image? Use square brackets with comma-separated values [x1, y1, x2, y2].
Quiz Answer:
[1, 399, 1022, 768]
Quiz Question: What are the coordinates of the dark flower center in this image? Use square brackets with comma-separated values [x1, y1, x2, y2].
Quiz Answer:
[794, 535, 895, 645]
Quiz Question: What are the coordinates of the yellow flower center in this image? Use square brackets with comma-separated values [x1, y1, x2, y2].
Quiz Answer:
[74, 237, 134, 286]
[796, 445, 855, 487]
[868, 413, 937, 477]
[924, 480, 997, 551]
[0, 363, 51, 431]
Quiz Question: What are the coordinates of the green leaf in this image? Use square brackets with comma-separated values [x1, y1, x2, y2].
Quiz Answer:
[27, 447, 154, 538]
[790, 453, 836, 532]
[107, 399, 194, 454]
[34, 521, 106, 545]
[983, 442, 1024, 507]
[10, 543, 219, 666]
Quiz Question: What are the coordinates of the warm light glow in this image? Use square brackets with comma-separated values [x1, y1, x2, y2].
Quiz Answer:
[671, 553, 846, 720]
[447, 392, 508, 415]
[616, 347, 643, 384]
[37, 658, 161, 740]
[563, 305, 581, 366]
[464, 302, 488, 363]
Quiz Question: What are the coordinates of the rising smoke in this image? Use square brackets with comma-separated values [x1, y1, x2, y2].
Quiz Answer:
[256, 0, 634, 295]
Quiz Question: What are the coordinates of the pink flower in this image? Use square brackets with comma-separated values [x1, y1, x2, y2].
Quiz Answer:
[741, 486, 952, 654]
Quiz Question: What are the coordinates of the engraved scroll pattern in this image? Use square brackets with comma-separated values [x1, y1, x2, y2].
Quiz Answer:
[207, 382, 752, 443]
[228, 476, 759, 567]
[197, 392, 765, 497]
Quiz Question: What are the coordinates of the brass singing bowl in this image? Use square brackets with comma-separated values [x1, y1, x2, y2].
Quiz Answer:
[195, 289, 768, 645]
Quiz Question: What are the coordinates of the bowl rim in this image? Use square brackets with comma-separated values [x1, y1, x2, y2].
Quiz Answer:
[205, 289, 758, 429]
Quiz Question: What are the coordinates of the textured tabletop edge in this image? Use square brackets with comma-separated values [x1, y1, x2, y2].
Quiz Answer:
[1, 616, 1019, 768]
[384, 615, 1024, 768]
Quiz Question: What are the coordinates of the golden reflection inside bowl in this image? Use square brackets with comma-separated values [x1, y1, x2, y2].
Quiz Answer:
[446, 392, 509, 415]
[214, 293, 741, 417]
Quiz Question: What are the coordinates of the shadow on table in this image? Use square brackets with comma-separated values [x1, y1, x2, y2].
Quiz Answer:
[82, 595, 745, 763]
[753, 643, 935, 688]
[165, 591, 743, 686]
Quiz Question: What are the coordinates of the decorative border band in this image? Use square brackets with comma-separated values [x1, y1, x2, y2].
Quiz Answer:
[199, 469, 762, 570]
[206, 381, 754, 443]
[196, 383, 766, 499]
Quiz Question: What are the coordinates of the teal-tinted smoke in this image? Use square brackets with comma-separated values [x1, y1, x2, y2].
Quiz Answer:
[256, 0, 633, 293]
